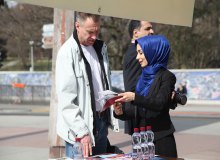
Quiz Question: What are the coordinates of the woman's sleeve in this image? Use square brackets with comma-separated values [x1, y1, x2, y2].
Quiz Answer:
[133, 72, 176, 112]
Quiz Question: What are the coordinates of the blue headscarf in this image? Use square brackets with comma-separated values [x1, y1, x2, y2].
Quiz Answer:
[135, 35, 170, 96]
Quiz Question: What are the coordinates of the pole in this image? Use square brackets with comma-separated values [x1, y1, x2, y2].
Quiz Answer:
[48, 9, 74, 159]
[29, 40, 34, 71]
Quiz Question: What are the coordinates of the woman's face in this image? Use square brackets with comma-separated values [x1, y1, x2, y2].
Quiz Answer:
[136, 44, 148, 67]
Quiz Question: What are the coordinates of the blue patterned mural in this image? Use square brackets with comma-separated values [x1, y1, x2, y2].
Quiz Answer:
[0, 72, 51, 86]
[111, 70, 220, 101]
[0, 70, 220, 101]
[173, 70, 220, 100]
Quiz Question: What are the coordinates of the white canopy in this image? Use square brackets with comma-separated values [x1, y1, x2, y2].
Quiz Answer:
[14, 0, 195, 27]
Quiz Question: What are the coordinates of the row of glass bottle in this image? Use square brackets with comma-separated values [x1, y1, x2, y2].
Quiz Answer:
[131, 126, 155, 160]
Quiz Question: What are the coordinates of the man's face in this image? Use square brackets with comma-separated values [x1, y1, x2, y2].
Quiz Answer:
[75, 17, 100, 46]
[135, 21, 154, 39]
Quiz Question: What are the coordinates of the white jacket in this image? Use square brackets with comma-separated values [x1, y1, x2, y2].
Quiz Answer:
[56, 35, 119, 145]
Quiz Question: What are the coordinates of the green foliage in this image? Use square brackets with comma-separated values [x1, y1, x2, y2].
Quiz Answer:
[34, 59, 52, 71]
[0, 57, 52, 71]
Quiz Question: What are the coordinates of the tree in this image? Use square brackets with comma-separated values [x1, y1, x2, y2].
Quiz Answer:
[0, 0, 5, 6]
[154, 0, 220, 69]
[1, 0, 220, 70]
[0, 3, 53, 70]
[0, 37, 7, 67]
[100, 17, 130, 70]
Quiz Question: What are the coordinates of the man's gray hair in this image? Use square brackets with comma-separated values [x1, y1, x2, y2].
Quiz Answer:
[76, 12, 100, 23]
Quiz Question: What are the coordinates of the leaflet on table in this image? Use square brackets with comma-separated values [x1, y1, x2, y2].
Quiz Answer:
[98, 90, 123, 112]
[91, 153, 126, 159]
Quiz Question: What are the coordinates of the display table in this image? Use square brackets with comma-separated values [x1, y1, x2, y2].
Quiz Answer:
[87, 154, 184, 160]
[57, 154, 184, 160]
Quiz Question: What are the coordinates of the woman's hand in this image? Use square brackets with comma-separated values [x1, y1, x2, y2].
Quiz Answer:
[113, 102, 123, 115]
[115, 92, 135, 102]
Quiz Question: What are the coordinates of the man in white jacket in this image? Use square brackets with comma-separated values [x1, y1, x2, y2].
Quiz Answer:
[56, 12, 119, 158]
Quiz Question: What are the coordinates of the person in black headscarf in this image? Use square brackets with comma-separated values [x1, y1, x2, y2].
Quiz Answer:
[114, 35, 178, 158]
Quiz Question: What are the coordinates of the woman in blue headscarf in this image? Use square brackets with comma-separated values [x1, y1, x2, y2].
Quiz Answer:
[115, 35, 178, 158]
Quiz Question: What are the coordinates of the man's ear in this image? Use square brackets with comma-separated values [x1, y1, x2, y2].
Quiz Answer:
[75, 21, 80, 30]
[133, 29, 139, 39]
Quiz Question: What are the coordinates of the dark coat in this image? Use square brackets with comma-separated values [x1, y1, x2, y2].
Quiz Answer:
[122, 43, 142, 134]
[115, 68, 176, 141]
[123, 43, 142, 92]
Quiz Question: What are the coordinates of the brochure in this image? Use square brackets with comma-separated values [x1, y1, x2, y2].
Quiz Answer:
[98, 90, 123, 112]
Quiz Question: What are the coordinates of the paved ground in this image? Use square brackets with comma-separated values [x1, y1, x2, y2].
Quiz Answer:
[0, 102, 220, 160]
